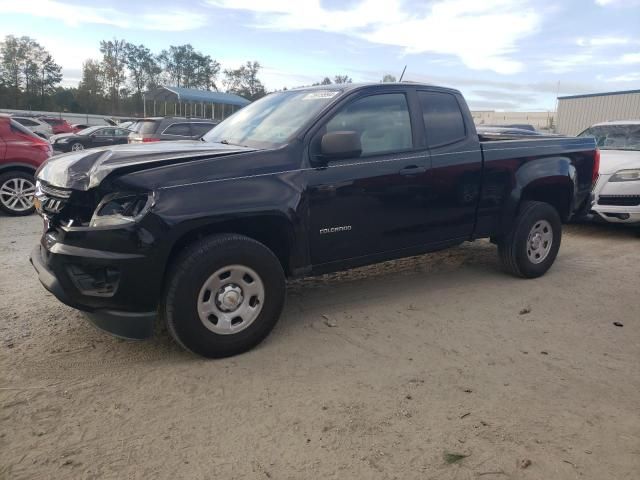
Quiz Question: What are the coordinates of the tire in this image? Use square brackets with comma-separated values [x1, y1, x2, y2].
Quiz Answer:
[497, 201, 562, 278]
[71, 142, 84, 151]
[162, 234, 286, 358]
[0, 171, 36, 216]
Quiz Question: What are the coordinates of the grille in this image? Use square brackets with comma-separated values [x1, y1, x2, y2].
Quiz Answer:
[39, 182, 72, 199]
[597, 195, 640, 207]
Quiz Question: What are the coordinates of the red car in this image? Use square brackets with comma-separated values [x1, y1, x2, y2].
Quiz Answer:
[0, 114, 53, 215]
[39, 117, 74, 134]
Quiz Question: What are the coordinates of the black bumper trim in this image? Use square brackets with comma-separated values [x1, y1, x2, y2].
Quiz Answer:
[30, 244, 79, 308]
[30, 245, 156, 340]
[86, 310, 156, 340]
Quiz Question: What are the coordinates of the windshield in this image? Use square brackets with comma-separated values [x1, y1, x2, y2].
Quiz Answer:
[578, 124, 640, 151]
[203, 89, 342, 148]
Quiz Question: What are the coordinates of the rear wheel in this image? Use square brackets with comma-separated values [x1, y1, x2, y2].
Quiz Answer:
[498, 201, 562, 278]
[0, 171, 36, 216]
[163, 234, 286, 358]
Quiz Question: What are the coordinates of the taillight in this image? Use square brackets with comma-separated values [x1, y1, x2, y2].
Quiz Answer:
[592, 148, 600, 184]
[142, 137, 160, 143]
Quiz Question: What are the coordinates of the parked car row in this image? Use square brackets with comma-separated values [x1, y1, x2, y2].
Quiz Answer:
[5, 105, 637, 231]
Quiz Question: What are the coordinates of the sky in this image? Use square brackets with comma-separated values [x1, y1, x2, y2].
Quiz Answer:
[0, 0, 639, 111]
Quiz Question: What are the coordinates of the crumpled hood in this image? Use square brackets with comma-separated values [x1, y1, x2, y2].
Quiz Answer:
[599, 149, 640, 174]
[36, 141, 256, 191]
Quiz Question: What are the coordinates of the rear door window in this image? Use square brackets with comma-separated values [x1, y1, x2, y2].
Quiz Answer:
[419, 92, 467, 147]
[163, 123, 192, 137]
[191, 122, 215, 137]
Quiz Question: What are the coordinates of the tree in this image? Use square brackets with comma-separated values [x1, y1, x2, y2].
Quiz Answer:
[0, 35, 62, 108]
[320, 77, 332, 85]
[37, 53, 62, 103]
[124, 43, 160, 109]
[100, 39, 127, 113]
[223, 61, 266, 101]
[158, 44, 220, 90]
[334, 75, 352, 84]
[76, 59, 104, 113]
[382, 74, 396, 83]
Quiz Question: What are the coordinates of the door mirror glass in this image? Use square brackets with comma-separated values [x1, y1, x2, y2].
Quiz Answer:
[320, 131, 362, 160]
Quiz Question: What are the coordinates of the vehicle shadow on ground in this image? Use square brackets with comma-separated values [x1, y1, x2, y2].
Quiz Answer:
[18, 240, 502, 379]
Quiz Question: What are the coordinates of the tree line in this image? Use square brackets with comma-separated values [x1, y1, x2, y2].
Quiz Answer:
[0, 34, 398, 117]
[0, 35, 268, 116]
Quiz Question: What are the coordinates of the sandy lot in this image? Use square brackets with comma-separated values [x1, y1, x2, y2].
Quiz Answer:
[1, 214, 639, 480]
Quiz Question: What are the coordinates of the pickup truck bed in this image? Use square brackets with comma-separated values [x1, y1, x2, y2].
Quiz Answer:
[30, 82, 598, 357]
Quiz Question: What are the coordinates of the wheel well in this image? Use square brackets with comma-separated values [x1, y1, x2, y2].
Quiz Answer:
[521, 182, 572, 221]
[0, 165, 36, 177]
[166, 216, 294, 277]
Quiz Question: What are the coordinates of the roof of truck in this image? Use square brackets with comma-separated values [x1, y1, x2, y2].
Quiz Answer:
[288, 82, 462, 95]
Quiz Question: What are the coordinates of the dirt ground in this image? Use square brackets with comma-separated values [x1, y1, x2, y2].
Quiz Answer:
[1, 214, 639, 480]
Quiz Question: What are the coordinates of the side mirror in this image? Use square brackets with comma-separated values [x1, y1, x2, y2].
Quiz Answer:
[320, 131, 362, 161]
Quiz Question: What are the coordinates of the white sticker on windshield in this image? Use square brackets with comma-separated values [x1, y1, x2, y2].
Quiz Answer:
[303, 91, 339, 100]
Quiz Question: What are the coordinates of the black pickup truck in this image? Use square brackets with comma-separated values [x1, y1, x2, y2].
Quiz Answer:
[30, 83, 599, 357]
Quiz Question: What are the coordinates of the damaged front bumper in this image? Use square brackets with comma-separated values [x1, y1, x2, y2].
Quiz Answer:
[29, 214, 164, 340]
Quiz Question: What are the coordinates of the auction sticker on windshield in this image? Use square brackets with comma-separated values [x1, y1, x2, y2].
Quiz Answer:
[303, 91, 339, 100]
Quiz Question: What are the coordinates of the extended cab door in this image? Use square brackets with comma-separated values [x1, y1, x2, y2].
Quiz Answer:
[306, 89, 432, 266]
[417, 90, 483, 242]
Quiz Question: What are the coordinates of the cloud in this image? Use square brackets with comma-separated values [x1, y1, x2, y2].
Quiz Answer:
[576, 36, 631, 47]
[543, 54, 595, 74]
[206, 0, 541, 74]
[595, 0, 640, 6]
[0, 0, 208, 31]
[604, 72, 640, 82]
[543, 49, 640, 73]
[618, 52, 640, 64]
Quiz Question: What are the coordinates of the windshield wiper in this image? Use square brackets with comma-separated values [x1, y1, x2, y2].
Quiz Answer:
[219, 139, 249, 147]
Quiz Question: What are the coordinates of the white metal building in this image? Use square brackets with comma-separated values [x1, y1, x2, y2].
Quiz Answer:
[556, 89, 640, 136]
[471, 110, 555, 130]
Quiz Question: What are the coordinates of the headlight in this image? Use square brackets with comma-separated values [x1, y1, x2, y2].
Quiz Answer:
[90, 192, 154, 228]
[610, 169, 640, 182]
[56, 138, 69, 143]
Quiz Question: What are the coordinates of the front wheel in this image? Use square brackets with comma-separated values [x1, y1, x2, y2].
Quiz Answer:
[163, 234, 286, 358]
[71, 142, 84, 151]
[0, 171, 36, 216]
[497, 201, 562, 278]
